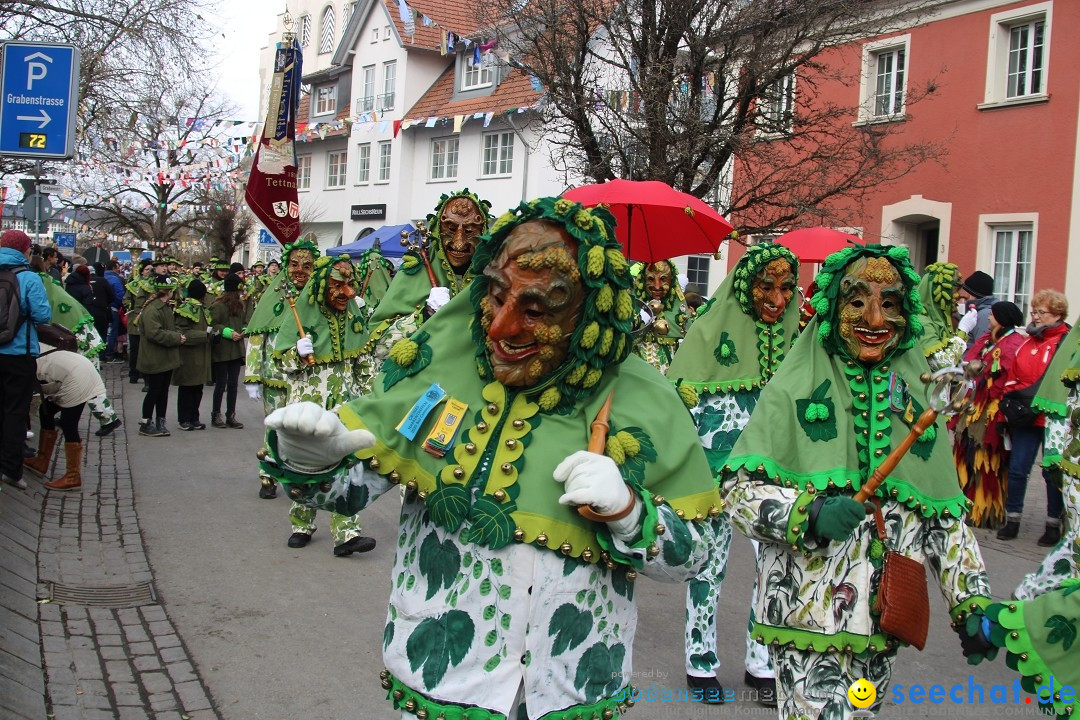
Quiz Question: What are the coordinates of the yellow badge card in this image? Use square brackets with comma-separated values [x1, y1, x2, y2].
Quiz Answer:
[422, 398, 468, 458]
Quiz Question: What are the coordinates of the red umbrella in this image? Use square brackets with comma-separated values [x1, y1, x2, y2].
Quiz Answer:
[775, 227, 863, 263]
[562, 179, 734, 262]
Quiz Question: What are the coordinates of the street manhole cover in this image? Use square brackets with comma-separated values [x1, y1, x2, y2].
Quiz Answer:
[48, 582, 156, 608]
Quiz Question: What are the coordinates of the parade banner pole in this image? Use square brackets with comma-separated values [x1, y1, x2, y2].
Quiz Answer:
[244, 23, 314, 365]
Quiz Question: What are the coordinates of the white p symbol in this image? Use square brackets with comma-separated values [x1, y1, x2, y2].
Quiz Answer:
[27, 62, 47, 90]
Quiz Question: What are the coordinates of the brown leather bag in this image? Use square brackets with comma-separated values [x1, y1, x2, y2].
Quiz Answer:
[871, 503, 930, 650]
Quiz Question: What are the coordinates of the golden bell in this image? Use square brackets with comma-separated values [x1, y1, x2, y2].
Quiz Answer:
[653, 318, 670, 335]
[256, 448, 268, 460]
[393, 689, 405, 701]
[404, 699, 417, 712]
[655, 523, 666, 535]
[453, 466, 465, 479]
[406, 480, 418, 492]
[369, 456, 381, 470]
[493, 489, 507, 502]
[581, 549, 594, 562]
[289, 487, 302, 499]
[513, 528, 525, 541]
[536, 533, 548, 546]
[625, 571, 637, 581]
[389, 470, 402, 483]
[559, 542, 573, 555]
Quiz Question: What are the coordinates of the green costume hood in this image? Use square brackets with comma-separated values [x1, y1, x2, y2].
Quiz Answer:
[916, 262, 961, 358]
[1031, 315, 1080, 419]
[666, 243, 800, 393]
[354, 248, 394, 315]
[367, 189, 493, 328]
[726, 245, 967, 519]
[272, 255, 369, 364]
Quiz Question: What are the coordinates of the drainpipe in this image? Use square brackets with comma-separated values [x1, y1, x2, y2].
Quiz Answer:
[506, 113, 530, 203]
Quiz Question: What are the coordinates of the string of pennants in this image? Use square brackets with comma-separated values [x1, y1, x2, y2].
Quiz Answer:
[294, 104, 538, 143]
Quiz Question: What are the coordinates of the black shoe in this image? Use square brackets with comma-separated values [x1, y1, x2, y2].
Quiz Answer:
[997, 520, 1020, 540]
[22, 442, 35, 458]
[259, 482, 278, 499]
[334, 536, 376, 556]
[686, 674, 725, 704]
[130, 376, 140, 384]
[1036, 523, 1061, 547]
[744, 672, 777, 707]
[191, 422, 207, 431]
[95, 418, 122, 437]
[226, 413, 244, 429]
[138, 420, 157, 437]
[211, 413, 226, 428]
[178, 422, 195, 431]
[287, 532, 312, 548]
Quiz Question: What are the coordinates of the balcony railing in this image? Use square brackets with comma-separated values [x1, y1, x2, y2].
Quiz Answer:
[355, 92, 395, 114]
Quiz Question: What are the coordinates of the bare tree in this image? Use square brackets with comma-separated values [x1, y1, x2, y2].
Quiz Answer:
[196, 184, 255, 260]
[0, 0, 215, 176]
[483, 0, 949, 233]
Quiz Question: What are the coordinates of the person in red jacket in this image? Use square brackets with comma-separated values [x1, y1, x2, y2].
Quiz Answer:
[998, 289, 1071, 542]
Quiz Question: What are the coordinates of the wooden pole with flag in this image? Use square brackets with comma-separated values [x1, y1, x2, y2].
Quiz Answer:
[244, 34, 315, 365]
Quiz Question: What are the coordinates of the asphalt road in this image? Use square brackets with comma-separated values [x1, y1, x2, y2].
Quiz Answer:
[123, 378, 1055, 720]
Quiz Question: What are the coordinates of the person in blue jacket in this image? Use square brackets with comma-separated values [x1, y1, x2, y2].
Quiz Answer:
[0, 229, 52, 491]
[103, 258, 126, 361]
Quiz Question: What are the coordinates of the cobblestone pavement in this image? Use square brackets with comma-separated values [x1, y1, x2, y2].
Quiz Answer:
[0, 365, 218, 720]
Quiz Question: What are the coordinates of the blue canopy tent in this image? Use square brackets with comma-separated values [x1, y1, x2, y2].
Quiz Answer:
[326, 223, 413, 259]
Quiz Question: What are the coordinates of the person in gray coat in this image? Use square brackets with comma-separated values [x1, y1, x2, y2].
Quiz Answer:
[959, 270, 999, 350]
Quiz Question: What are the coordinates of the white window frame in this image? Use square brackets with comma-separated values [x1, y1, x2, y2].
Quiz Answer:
[686, 255, 711, 293]
[298, 15, 312, 48]
[326, 150, 347, 189]
[980, 2, 1052, 109]
[430, 137, 460, 181]
[314, 84, 337, 115]
[296, 154, 312, 191]
[356, 143, 371, 184]
[356, 65, 375, 113]
[978, 213, 1038, 315]
[759, 72, 795, 134]
[384, 25, 392, 41]
[319, 5, 336, 54]
[377, 141, 392, 183]
[461, 55, 494, 91]
[342, 1, 356, 38]
[856, 35, 910, 124]
[371, 28, 379, 44]
[481, 131, 514, 177]
[381, 61, 397, 111]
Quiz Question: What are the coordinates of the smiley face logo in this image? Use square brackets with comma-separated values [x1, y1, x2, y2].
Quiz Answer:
[848, 678, 877, 709]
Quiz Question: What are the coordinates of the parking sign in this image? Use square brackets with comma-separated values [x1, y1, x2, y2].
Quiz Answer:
[0, 42, 81, 159]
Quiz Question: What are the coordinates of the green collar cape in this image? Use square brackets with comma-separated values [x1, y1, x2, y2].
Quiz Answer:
[39, 272, 95, 334]
[337, 291, 719, 569]
[1031, 315, 1080, 419]
[916, 262, 961, 357]
[366, 189, 492, 331]
[725, 245, 969, 518]
[334, 196, 719, 567]
[272, 256, 368, 365]
[174, 297, 209, 324]
[666, 243, 800, 394]
[244, 239, 320, 336]
[354, 248, 394, 314]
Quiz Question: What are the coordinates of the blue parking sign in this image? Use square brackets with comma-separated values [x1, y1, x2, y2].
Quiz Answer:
[0, 42, 81, 159]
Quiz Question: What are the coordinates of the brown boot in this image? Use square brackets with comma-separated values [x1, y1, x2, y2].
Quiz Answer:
[23, 428, 59, 477]
[44, 442, 82, 492]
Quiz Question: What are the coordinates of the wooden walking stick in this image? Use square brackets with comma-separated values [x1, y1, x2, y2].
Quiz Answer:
[853, 363, 981, 503]
[285, 290, 316, 367]
[576, 391, 631, 522]
[401, 222, 439, 288]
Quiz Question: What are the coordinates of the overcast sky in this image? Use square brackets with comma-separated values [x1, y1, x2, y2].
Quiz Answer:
[206, 0, 281, 120]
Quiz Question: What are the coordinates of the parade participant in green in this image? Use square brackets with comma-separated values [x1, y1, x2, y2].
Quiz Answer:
[262, 197, 721, 719]
[205, 257, 230, 296]
[363, 189, 491, 363]
[1015, 319, 1080, 598]
[272, 256, 376, 556]
[172, 279, 211, 431]
[631, 260, 689, 374]
[723, 245, 992, 720]
[125, 259, 155, 384]
[136, 272, 185, 437]
[666, 242, 800, 705]
[350, 247, 394, 326]
[916, 262, 971, 371]
[246, 260, 268, 303]
[243, 239, 318, 499]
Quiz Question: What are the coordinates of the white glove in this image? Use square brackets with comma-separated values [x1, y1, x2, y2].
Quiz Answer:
[265, 401, 375, 472]
[555, 450, 641, 538]
[958, 307, 979, 335]
[354, 295, 366, 309]
[296, 337, 314, 357]
[426, 286, 451, 313]
[639, 308, 651, 324]
[245, 383, 262, 401]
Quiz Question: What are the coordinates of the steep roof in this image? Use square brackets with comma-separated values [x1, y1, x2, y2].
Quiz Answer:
[404, 64, 540, 121]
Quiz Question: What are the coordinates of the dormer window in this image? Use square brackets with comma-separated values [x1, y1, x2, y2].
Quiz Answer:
[315, 84, 337, 115]
[461, 54, 494, 91]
